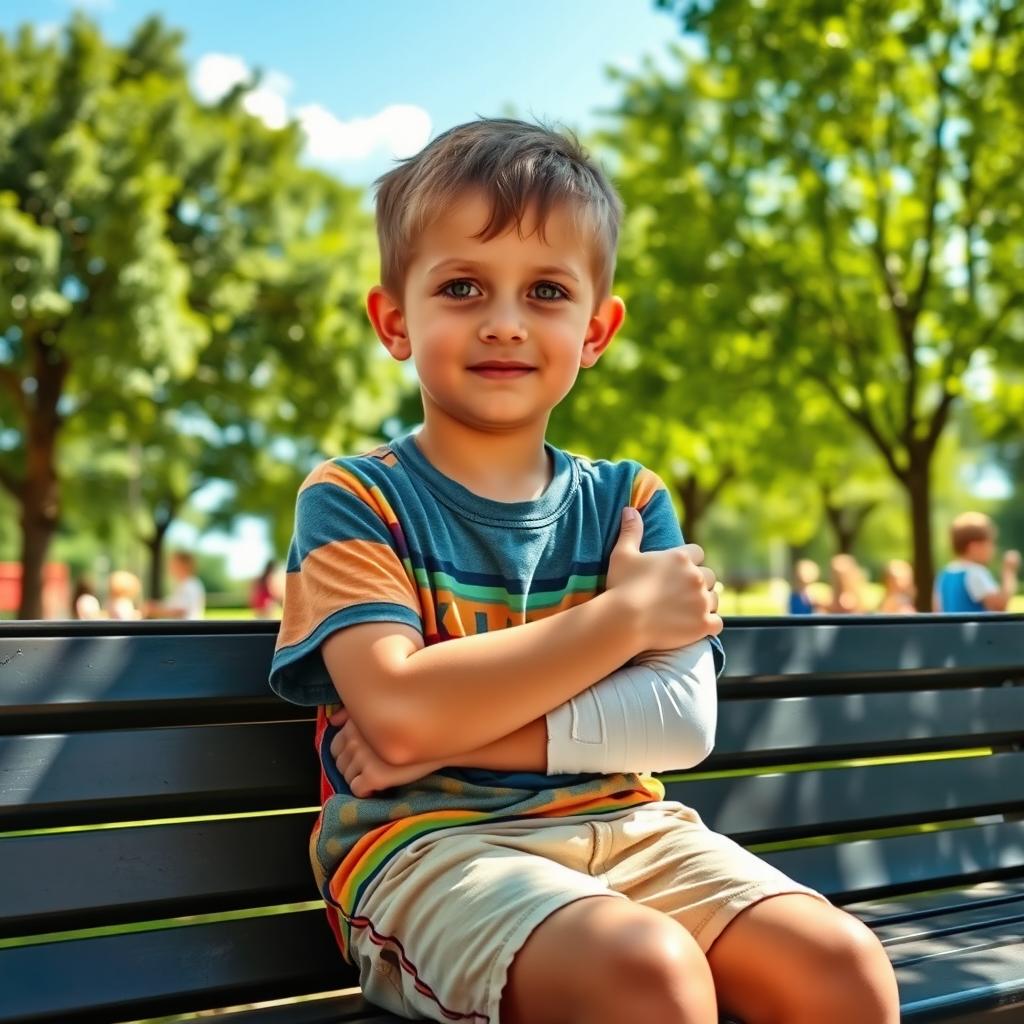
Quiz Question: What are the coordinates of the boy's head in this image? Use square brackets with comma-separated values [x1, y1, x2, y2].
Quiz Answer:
[374, 118, 622, 302]
[951, 512, 996, 564]
[366, 119, 627, 436]
[169, 551, 196, 581]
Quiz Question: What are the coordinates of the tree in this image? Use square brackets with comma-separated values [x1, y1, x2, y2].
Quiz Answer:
[0, 16, 387, 616]
[647, 0, 1024, 607]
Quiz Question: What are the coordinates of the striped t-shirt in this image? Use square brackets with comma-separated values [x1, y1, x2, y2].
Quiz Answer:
[270, 431, 689, 958]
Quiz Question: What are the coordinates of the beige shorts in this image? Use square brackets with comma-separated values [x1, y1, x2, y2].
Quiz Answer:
[346, 800, 827, 1024]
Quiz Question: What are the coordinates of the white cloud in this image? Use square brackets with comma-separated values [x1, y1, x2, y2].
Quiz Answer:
[191, 53, 431, 167]
[297, 103, 432, 164]
[192, 53, 250, 104]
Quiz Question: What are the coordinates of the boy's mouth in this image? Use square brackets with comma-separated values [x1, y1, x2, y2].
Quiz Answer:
[468, 361, 536, 379]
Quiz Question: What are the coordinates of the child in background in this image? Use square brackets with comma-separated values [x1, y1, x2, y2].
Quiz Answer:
[934, 512, 1020, 612]
[106, 571, 141, 620]
[828, 553, 867, 613]
[878, 559, 916, 614]
[787, 558, 823, 614]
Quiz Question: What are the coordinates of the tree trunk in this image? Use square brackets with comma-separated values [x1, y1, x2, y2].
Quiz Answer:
[904, 454, 935, 612]
[16, 341, 67, 619]
[822, 496, 877, 557]
[145, 520, 173, 600]
[674, 467, 734, 548]
[17, 480, 58, 619]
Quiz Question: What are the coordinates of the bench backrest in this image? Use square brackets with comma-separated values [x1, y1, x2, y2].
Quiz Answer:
[1, 615, 1023, 1022]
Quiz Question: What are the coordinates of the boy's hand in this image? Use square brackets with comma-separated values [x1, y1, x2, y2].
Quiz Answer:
[606, 507, 722, 650]
[328, 708, 442, 797]
[1004, 550, 1021, 575]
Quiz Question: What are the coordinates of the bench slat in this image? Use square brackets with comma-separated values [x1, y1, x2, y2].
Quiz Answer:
[0, 722, 318, 830]
[666, 752, 1024, 842]
[762, 821, 1024, 905]
[846, 880, 1024, 925]
[0, 910, 351, 1024]
[0, 814, 319, 938]
[891, 926, 1024, 1020]
[718, 617, 1024, 685]
[3, 812, 1021, 944]
[708, 686, 1024, 768]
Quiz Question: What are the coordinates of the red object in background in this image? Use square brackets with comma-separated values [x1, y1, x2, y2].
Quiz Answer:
[0, 562, 70, 617]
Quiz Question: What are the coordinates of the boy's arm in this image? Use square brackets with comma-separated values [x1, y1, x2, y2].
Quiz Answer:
[322, 509, 720, 765]
[981, 551, 1020, 611]
[330, 641, 718, 795]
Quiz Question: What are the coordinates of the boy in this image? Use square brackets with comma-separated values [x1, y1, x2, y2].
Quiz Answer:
[934, 511, 1020, 612]
[270, 119, 898, 1024]
[143, 551, 206, 619]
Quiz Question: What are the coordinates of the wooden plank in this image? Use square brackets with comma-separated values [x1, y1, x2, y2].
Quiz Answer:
[846, 880, 1024, 926]
[0, 722, 319, 831]
[0, 633, 302, 732]
[708, 686, 1024, 768]
[202, 994, 400, 1024]
[893, 925, 1024, 1020]
[666, 752, 1024, 843]
[0, 813, 319, 938]
[872, 899, 1024, 948]
[0, 909, 353, 1024]
[762, 822, 1024, 904]
[717, 616, 1024, 686]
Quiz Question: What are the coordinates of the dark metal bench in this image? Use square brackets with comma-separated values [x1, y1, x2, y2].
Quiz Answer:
[1, 615, 1023, 1023]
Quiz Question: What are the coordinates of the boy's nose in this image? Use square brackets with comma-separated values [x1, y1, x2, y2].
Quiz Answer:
[479, 309, 528, 343]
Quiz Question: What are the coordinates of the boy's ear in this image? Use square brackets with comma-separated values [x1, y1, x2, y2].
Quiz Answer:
[366, 285, 412, 361]
[580, 295, 626, 369]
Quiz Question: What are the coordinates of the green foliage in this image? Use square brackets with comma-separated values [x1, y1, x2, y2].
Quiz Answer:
[0, 15, 405, 604]
[573, 0, 1024, 594]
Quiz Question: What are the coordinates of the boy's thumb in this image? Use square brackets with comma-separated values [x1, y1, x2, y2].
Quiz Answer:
[615, 506, 644, 549]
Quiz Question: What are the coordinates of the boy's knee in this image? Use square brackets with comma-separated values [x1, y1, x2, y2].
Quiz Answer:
[577, 906, 716, 1020]
[793, 916, 898, 1021]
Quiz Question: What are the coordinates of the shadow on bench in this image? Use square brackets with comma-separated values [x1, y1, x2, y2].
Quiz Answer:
[1, 615, 1023, 1023]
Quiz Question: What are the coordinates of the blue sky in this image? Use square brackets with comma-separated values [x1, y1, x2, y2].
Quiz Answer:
[3, 0, 686, 184]
[1, 0, 688, 580]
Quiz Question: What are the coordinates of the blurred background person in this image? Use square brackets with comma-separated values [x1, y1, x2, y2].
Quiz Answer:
[107, 571, 142, 620]
[877, 559, 916, 614]
[828, 554, 867, 614]
[144, 552, 206, 619]
[934, 512, 1021, 613]
[788, 559, 823, 615]
[250, 559, 283, 618]
[72, 577, 103, 620]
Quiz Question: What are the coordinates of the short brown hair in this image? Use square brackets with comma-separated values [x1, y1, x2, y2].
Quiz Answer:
[374, 118, 623, 299]
[951, 512, 995, 555]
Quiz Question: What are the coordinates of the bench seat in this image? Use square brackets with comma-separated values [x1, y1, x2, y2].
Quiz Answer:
[1, 616, 1022, 1023]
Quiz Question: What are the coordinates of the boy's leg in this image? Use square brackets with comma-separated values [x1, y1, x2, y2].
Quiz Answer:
[706, 894, 899, 1024]
[345, 815, 718, 1024]
[501, 895, 717, 1024]
[598, 802, 899, 1024]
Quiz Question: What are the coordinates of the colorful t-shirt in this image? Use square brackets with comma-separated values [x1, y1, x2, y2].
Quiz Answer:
[270, 431, 709, 958]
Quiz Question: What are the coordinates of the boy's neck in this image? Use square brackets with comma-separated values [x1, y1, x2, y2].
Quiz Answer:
[413, 415, 553, 503]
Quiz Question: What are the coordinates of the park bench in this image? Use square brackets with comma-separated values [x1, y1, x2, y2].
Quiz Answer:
[1, 614, 1023, 1023]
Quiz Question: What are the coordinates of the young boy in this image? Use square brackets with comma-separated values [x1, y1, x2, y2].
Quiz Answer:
[934, 511, 1020, 612]
[270, 119, 898, 1024]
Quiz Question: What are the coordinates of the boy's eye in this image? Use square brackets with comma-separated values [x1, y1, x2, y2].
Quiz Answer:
[532, 282, 568, 301]
[441, 280, 480, 300]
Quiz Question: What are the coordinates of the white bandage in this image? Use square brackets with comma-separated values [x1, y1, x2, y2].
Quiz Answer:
[545, 640, 718, 775]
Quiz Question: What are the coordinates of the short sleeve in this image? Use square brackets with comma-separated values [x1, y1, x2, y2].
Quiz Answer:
[629, 466, 684, 552]
[964, 563, 999, 603]
[629, 465, 726, 676]
[269, 460, 422, 706]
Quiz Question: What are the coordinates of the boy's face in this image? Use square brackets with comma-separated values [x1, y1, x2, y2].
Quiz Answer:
[965, 537, 996, 564]
[367, 192, 624, 436]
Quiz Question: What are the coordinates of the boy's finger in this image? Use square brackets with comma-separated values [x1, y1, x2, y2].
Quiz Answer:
[614, 506, 644, 549]
[328, 707, 349, 726]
